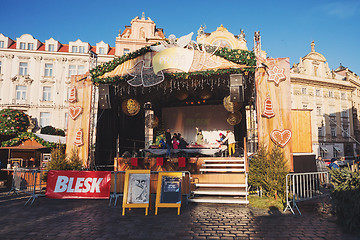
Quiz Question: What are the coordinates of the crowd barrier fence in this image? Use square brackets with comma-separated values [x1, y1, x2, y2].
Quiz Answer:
[283, 171, 330, 215]
[7, 169, 191, 207]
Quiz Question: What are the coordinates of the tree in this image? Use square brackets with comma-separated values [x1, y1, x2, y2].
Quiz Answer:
[0, 109, 30, 135]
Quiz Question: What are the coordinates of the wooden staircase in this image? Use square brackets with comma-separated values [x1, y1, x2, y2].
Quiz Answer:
[189, 157, 248, 204]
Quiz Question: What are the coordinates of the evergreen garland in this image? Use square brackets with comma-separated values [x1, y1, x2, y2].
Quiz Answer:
[1, 132, 64, 148]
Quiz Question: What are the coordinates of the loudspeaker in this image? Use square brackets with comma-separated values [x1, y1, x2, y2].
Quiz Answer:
[230, 74, 244, 102]
[99, 84, 111, 109]
[230, 86, 244, 102]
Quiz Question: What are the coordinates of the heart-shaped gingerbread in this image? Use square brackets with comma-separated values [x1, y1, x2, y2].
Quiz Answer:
[69, 106, 82, 120]
[270, 129, 292, 148]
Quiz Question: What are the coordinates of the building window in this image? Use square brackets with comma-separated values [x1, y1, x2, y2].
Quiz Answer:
[302, 104, 308, 109]
[68, 65, 77, 77]
[329, 106, 336, 117]
[123, 48, 130, 55]
[301, 87, 307, 94]
[19, 62, 28, 75]
[316, 106, 322, 115]
[79, 46, 85, 53]
[78, 65, 85, 75]
[44, 63, 53, 77]
[341, 93, 346, 100]
[342, 126, 349, 137]
[19, 42, 26, 50]
[42, 86, 51, 101]
[0, 61, 2, 73]
[318, 127, 324, 137]
[0, 41, 4, 48]
[64, 113, 68, 129]
[328, 91, 334, 98]
[331, 127, 336, 137]
[28, 43, 34, 50]
[16, 85, 27, 100]
[341, 109, 349, 118]
[48, 44, 55, 52]
[71, 46, 78, 53]
[334, 147, 339, 158]
[99, 47, 105, 54]
[40, 112, 50, 128]
[316, 89, 321, 96]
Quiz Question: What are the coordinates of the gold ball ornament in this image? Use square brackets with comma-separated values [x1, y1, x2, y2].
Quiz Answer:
[223, 96, 242, 112]
[227, 111, 242, 125]
[175, 89, 189, 101]
[122, 99, 140, 116]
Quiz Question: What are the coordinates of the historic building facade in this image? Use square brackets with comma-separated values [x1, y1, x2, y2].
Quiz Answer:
[0, 13, 164, 133]
[291, 41, 360, 158]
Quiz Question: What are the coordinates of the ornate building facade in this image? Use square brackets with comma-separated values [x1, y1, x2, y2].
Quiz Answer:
[0, 14, 165, 133]
[291, 41, 360, 158]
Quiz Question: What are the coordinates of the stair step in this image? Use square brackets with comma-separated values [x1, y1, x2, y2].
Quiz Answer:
[202, 163, 245, 167]
[200, 168, 245, 172]
[188, 196, 249, 204]
[204, 159, 244, 163]
[194, 183, 246, 188]
[192, 188, 247, 196]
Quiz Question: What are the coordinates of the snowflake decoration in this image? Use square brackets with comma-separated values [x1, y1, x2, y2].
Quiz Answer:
[267, 65, 286, 86]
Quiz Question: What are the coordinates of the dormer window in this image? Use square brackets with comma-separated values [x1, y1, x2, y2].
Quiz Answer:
[20, 42, 26, 50]
[48, 44, 54, 52]
[123, 48, 130, 55]
[0, 41, 4, 48]
[79, 46, 85, 53]
[99, 47, 105, 54]
[28, 43, 34, 50]
[72, 46, 78, 53]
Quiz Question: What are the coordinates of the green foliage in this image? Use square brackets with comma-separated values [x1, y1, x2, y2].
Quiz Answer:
[330, 167, 360, 232]
[249, 195, 284, 211]
[0, 109, 30, 135]
[40, 125, 65, 136]
[249, 144, 289, 199]
[46, 147, 83, 171]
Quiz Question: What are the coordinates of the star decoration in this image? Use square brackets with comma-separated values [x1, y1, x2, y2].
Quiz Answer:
[267, 65, 286, 86]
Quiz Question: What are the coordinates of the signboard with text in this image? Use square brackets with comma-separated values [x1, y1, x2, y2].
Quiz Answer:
[45, 170, 111, 199]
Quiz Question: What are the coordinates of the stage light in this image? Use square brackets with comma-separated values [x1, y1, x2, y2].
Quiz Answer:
[203, 100, 206, 103]
[197, 101, 200, 104]
[191, 102, 193, 105]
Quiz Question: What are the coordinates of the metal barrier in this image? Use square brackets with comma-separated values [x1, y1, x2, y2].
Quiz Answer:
[109, 171, 191, 207]
[8, 168, 48, 206]
[284, 171, 330, 215]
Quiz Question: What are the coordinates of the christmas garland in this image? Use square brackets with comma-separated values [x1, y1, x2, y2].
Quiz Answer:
[1, 132, 64, 148]
[90, 44, 256, 84]
[0, 109, 30, 135]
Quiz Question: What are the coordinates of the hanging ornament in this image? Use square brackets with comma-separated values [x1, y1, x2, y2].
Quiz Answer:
[69, 106, 83, 120]
[199, 87, 212, 100]
[223, 96, 242, 112]
[226, 111, 242, 125]
[175, 89, 189, 101]
[122, 99, 140, 116]
[68, 86, 77, 103]
[73, 129, 84, 146]
[270, 129, 292, 148]
[267, 65, 286, 86]
[261, 96, 275, 118]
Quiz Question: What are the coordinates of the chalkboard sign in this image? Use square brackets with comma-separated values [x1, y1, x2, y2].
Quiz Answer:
[160, 176, 181, 203]
[155, 172, 183, 215]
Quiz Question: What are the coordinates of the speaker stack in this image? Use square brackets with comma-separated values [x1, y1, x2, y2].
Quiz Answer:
[99, 84, 111, 109]
[229, 74, 244, 103]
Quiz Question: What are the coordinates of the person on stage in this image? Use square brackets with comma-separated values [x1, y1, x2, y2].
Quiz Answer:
[195, 127, 204, 145]
[221, 130, 236, 157]
[172, 133, 180, 149]
[165, 128, 172, 157]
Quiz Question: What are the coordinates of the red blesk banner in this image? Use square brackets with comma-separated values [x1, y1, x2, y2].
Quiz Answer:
[46, 170, 111, 199]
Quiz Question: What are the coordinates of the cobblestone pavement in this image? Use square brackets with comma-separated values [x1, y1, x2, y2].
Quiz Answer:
[0, 191, 359, 240]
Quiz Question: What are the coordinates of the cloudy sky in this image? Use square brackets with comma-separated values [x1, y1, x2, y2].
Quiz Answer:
[1, 0, 359, 74]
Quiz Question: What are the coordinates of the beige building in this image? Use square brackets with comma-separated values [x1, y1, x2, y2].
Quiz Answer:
[0, 13, 165, 133]
[291, 41, 359, 158]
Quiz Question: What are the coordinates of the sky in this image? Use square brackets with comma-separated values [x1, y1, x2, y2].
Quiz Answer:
[1, 0, 359, 74]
